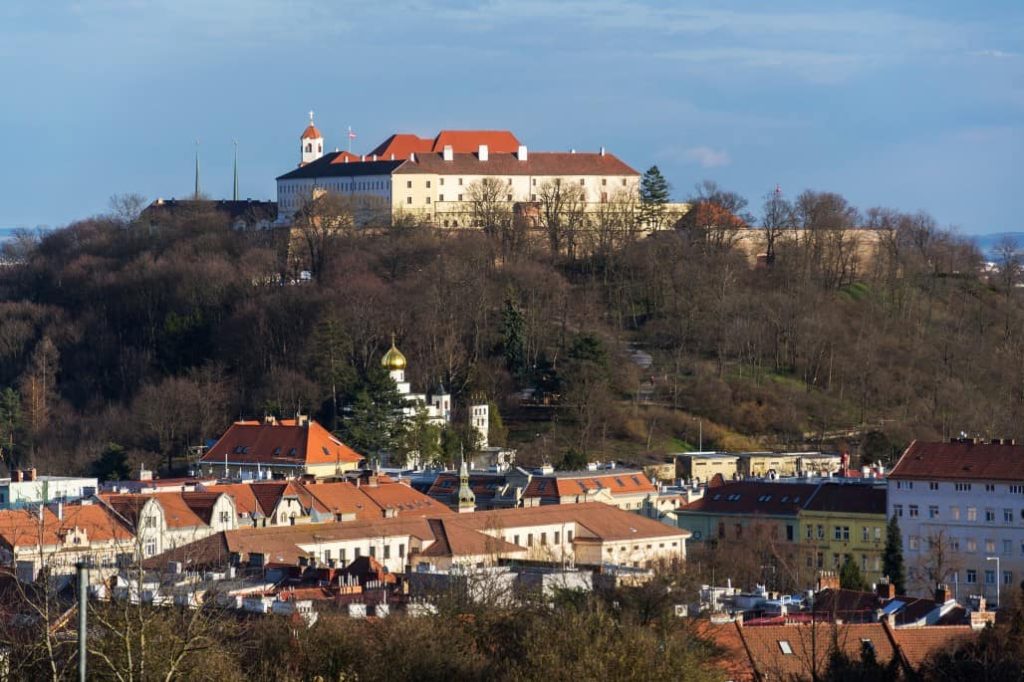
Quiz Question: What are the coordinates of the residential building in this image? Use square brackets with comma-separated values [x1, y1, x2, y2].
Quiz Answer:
[153, 502, 689, 575]
[888, 438, 1024, 603]
[197, 415, 364, 479]
[676, 480, 818, 545]
[0, 469, 98, 509]
[672, 452, 739, 483]
[0, 502, 135, 583]
[99, 491, 237, 559]
[735, 451, 842, 479]
[275, 123, 641, 227]
[521, 468, 657, 512]
[799, 483, 887, 582]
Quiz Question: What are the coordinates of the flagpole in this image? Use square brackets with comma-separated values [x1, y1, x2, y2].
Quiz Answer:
[347, 126, 353, 154]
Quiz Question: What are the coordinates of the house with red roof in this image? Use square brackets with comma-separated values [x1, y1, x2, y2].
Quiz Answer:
[521, 468, 658, 513]
[197, 415, 364, 480]
[98, 491, 236, 559]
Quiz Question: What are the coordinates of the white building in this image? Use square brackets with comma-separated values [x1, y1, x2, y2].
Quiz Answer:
[0, 468, 98, 509]
[888, 438, 1024, 605]
[275, 122, 641, 227]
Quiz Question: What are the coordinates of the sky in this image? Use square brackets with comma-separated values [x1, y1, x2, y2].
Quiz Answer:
[0, 0, 1022, 234]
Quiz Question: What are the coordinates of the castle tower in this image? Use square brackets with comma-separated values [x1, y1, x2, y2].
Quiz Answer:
[300, 111, 324, 166]
[381, 335, 410, 395]
[457, 456, 476, 513]
[469, 399, 489, 450]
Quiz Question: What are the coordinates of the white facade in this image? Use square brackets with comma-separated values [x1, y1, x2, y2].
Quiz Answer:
[888, 477, 1024, 604]
[470, 403, 489, 449]
[0, 474, 98, 509]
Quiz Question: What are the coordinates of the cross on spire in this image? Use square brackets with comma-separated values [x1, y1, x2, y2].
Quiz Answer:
[309, 110, 315, 123]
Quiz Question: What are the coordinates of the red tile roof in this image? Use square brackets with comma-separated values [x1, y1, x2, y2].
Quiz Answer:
[199, 419, 363, 468]
[396, 151, 638, 176]
[890, 439, 1024, 482]
[368, 130, 521, 159]
[693, 621, 755, 681]
[740, 623, 897, 679]
[523, 471, 656, 500]
[678, 481, 819, 516]
[889, 625, 976, 669]
[0, 505, 133, 548]
[301, 124, 322, 140]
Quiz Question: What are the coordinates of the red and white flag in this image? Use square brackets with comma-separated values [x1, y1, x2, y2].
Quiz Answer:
[347, 126, 357, 140]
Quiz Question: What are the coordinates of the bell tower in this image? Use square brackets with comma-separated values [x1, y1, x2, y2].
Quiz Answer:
[300, 111, 324, 166]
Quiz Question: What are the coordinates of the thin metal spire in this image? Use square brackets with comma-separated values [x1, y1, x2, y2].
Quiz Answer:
[194, 138, 201, 199]
[232, 140, 239, 201]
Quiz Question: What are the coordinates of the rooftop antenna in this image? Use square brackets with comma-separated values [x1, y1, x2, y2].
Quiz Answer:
[232, 139, 239, 201]
[194, 138, 201, 199]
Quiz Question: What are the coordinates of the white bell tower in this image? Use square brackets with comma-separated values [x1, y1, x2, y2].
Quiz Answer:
[300, 111, 324, 167]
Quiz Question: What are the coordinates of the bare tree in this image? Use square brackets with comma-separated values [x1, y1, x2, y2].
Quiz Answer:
[538, 180, 587, 261]
[291, 190, 357, 280]
[108, 194, 148, 225]
[760, 186, 796, 265]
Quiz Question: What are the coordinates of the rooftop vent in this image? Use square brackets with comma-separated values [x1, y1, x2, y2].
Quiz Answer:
[478, 145, 489, 162]
[517, 145, 528, 161]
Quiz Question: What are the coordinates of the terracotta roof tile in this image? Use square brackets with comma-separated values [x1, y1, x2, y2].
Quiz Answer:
[0, 505, 133, 548]
[301, 124, 322, 140]
[678, 481, 819, 516]
[740, 623, 897, 678]
[396, 151, 638, 176]
[523, 471, 656, 500]
[199, 419, 363, 469]
[890, 439, 1024, 481]
[889, 625, 976, 669]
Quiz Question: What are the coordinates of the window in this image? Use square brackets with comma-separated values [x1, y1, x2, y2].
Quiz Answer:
[621, 178, 627, 186]
[967, 507, 978, 521]
[1011, 485, 1024, 495]
[861, 555, 868, 570]
[532, 178, 537, 186]
[807, 526, 814, 540]
[144, 516, 156, 528]
[862, 527, 870, 541]
[1004, 570, 1014, 585]
[527, 533, 534, 547]
[897, 481, 913, 490]
[985, 570, 996, 584]
[384, 545, 391, 559]
[909, 536, 920, 551]
[929, 481, 940, 491]
[439, 194, 444, 202]
[439, 178, 445, 186]
[909, 505, 919, 518]
[426, 180, 431, 188]
[514, 534, 520, 546]
[579, 179, 585, 186]
[567, 530, 573, 543]
[1004, 539, 1012, 555]
[554, 531, 560, 544]
[966, 569, 977, 584]
[425, 197, 430, 204]
[950, 537, 960, 551]
[406, 196, 412, 204]
[951, 506, 960, 520]
[816, 524, 825, 539]
[956, 483, 972, 492]
[458, 194, 463, 201]
[986, 539, 996, 553]
[531, 194, 537, 201]
[369, 546, 376, 558]
[966, 538, 977, 552]
[506, 194, 512, 201]
[778, 641, 793, 655]
[145, 541, 157, 557]
[834, 526, 850, 541]
[540, 532, 547, 545]
[220, 511, 231, 524]
[602, 178, 608, 186]
[929, 505, 939, 519]
[339, 548, 347, 563]
[985, 484, 996, 492]
[1005, 509, 1014, 524]
[816, 552, 824, 569]
[406, 180, 412, 189]
[894, 504, 903, 518]
[354, 547, 361, 558]
[874, 527, 882, 540]
[786, 525, 794, 541]
[735, 524, 743, 538]
[985, 509, 996, 523]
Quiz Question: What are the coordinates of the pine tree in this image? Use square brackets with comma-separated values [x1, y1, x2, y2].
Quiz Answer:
[839, 555, 867, 591]
[339, 365, 404, 463]
[639, 165, 671, 229]
[883, 514, 907, 595]
[501, 296, 526, 379]
[0, 387, 23, 469]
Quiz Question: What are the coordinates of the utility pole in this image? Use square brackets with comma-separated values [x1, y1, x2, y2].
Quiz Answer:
[76, 561, 88, 682]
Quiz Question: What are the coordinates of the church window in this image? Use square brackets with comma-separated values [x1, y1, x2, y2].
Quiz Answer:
[305, 144, 311, 152]
[407, 197, 412, 204]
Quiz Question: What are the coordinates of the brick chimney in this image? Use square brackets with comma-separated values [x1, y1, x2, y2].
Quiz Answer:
[11, 470, 22, 483]
[876, 578, 896, 600]
[934, 583, 952, 603]
[25, 468, 37, 482]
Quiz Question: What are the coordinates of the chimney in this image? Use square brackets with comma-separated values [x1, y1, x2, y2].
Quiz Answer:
[410, 152, 417, 162]
[138, 465, 153, 482]
[816, 570, 840, 591]
[517, 145, 528, 161]
[876, 578, 896, 600]
[569, 148, 576, 154]
[600, 146, 606, 156]
[360, 154, 366, 162]
[934, 583, 952, 604]
[26, 468, 36, 482]
[390, 153, 395, 161]
[55, 501, 63, 521]
[11, 470, 22, 483]
[443, 145, 454, 161]
[344, 157, 349, 163]
[477, 144, 488, 162]
[372, 154, 378, 161]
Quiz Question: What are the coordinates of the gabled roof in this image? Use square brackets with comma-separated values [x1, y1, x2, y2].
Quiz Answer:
[890, 439, 1024, 482]
[0, 505, 134, 549]
[356, 481, 452, 516]
[368, 130, 521, 159]
[419, 517, 523, 558]
[395, 151, 638, 177]
[199, 418, 363, 468]
[677, 481, 819, 517]
[523, 470, 656, 500]
[456, 502, 690, 543]
[692, 621, 755, 681]
[276, 155, 404, 181]
[889, 626, 976, 669]
[740, 622, 897, 679]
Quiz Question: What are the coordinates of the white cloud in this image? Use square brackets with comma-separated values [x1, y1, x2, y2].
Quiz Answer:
[971, 49, 1020, 59]
[684, 146, 731, 168]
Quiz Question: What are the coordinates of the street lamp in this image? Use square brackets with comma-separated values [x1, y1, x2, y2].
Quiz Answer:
[986, 556, 1000, 609]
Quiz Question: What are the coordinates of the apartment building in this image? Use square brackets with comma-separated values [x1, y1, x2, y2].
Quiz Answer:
[888, 439, 1024, 603]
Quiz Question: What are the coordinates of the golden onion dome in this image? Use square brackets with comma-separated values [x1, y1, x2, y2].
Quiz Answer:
[381, 336, 407, 370]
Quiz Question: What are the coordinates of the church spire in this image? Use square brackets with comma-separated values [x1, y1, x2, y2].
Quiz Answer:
[232, 139, 239, 201]
[457, 446, 475, 513]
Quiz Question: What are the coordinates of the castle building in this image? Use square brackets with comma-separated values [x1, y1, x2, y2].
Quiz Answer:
[276, 119, 641, 227]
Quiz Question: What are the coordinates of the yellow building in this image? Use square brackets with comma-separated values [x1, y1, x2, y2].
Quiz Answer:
[798, 484, 887, 583]
[673, 453, 739, 483]
[736, 452, 801, 478]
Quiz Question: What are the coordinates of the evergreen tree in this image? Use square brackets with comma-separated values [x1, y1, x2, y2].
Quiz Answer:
[309, 315, 355, 429]
[339, 365, 404, 463]
[883, 514, 907, 595]
[501, 296, 526, 379]
[91, 443, 132, 482]
[398, 406, 442, 466]
[839, 555, 867, 591]
[639, 165, 671, 229]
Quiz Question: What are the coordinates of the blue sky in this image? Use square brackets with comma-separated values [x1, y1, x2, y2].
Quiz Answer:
[1, 1, 1021, 234]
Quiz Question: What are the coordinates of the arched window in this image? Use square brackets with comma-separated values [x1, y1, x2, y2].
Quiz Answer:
[305, 143, 312, 153]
